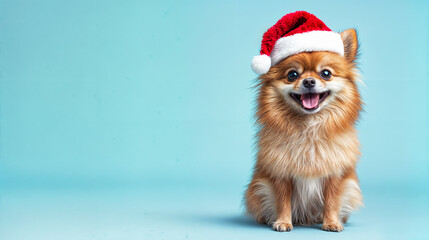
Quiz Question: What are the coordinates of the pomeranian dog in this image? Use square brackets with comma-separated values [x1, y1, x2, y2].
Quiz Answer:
[245, 11, 363, 232]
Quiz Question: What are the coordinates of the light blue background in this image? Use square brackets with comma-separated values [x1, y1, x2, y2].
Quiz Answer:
[1, 0, 428, 239]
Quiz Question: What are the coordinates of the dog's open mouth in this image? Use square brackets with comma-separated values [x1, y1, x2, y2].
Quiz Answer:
[290, 91, 330, 111]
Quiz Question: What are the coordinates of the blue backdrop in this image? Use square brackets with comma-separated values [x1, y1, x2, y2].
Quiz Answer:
[1, 1, 428, 240]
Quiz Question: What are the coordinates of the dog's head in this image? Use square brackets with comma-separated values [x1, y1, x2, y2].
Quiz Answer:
[257, 29, 362, 124]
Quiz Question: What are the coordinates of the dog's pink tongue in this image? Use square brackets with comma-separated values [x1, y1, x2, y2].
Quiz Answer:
[301, 93, 319, 109]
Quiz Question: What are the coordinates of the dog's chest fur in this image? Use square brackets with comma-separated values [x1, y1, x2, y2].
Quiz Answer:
[291, 177, 324, 224]
[258, 116, 359, 178]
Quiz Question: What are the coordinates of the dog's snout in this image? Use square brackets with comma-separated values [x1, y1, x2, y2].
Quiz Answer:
[303, 78, 316, 89]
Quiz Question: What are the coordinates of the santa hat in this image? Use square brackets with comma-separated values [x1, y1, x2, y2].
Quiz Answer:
[251, 11, 344, 74]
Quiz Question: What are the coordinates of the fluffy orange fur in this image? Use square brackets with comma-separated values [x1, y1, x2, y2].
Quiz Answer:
[245, 29, 363, 232]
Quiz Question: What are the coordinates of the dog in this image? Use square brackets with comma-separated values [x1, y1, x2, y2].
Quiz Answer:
[245, 11, 363, 232]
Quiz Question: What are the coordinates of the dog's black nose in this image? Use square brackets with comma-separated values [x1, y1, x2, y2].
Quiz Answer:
[303, 78, 316, 89]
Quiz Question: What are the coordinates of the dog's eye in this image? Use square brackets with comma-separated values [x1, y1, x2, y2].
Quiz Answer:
[320, 69, 332, 80]
[287, 70, 299, 82]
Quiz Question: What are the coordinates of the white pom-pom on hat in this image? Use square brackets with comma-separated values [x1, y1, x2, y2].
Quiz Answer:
[251, 54, 271, 74]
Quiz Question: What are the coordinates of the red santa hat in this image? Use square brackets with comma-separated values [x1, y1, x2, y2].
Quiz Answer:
[251, 11, 344, 74]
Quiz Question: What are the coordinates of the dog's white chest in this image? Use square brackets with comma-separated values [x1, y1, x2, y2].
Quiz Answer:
[292, 177, 325, 224]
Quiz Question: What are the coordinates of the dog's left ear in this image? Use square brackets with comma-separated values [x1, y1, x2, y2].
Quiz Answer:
[340, 28, 358, 63]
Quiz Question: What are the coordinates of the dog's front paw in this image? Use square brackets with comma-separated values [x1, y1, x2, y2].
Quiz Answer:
[322, 222, 344, 232]
[272, 221, 293, 232]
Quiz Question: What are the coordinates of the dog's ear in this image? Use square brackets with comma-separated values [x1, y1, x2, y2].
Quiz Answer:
[340, 28, 358, 63]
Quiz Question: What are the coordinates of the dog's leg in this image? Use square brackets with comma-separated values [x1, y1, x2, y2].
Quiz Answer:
[322, 176, 345, 232]
[272, 178, 293, 232]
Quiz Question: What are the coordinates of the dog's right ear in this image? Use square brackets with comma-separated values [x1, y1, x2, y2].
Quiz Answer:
[340, 29, 358, 63]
